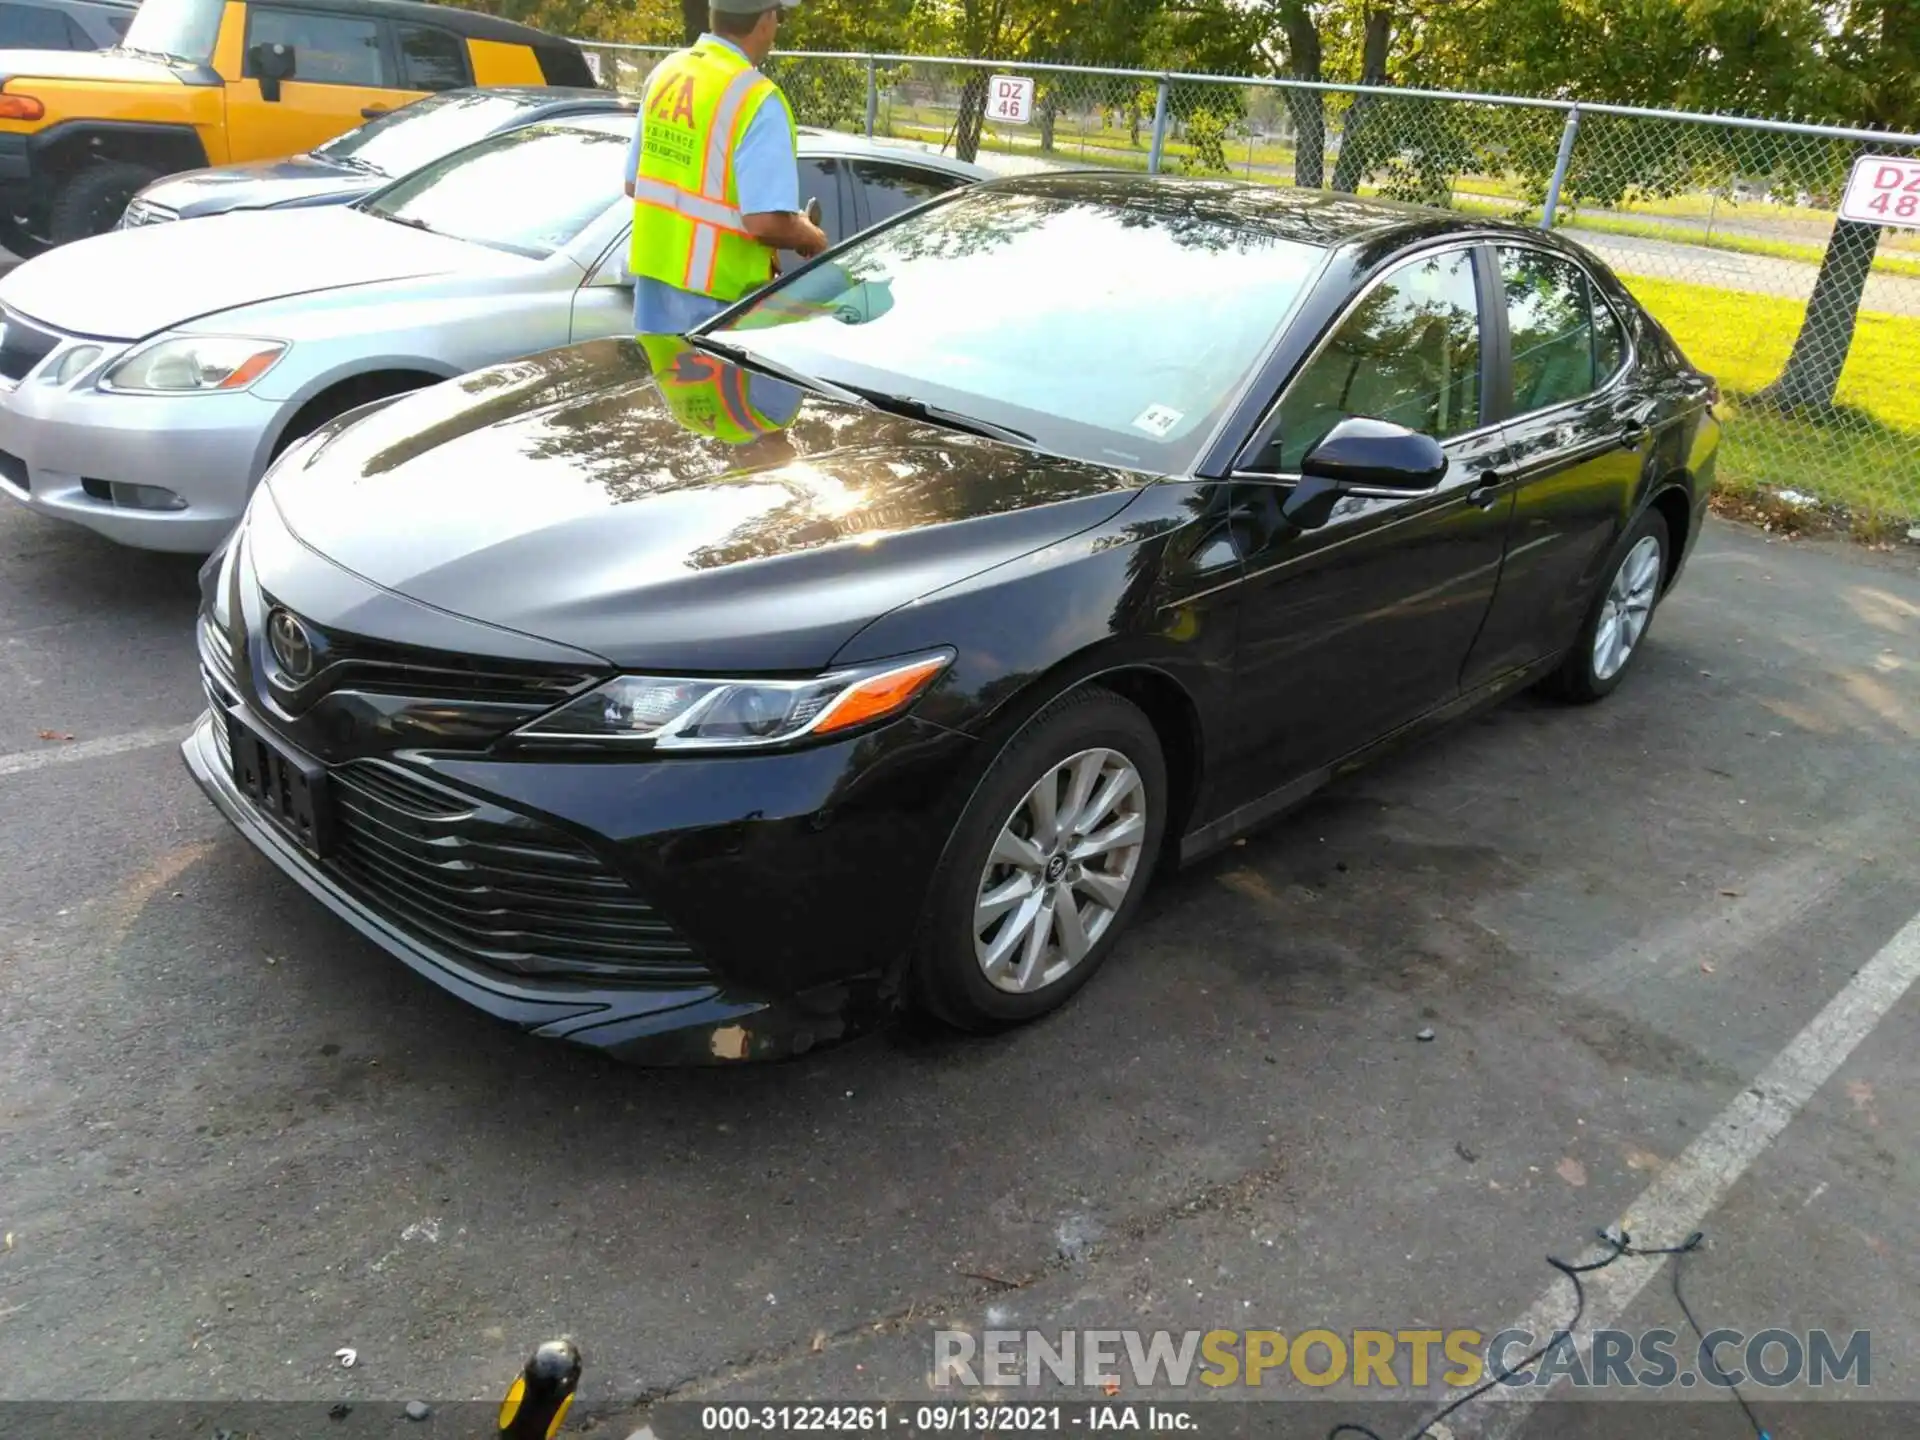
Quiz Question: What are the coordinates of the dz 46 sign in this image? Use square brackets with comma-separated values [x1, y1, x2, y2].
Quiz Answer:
[1839, 154, 1920, 228]
[986, 74, 1035, 124]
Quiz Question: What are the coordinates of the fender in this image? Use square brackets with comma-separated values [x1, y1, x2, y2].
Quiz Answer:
[27, 118, 211, 171]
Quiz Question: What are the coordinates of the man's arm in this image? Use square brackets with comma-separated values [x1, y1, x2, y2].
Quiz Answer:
[732, 98, 828, 257]
[623, 113, 642, 199]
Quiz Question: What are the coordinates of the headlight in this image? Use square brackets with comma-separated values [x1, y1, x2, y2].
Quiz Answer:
[514, 650, 953, 751]
[42, 344, 103, 385]
[99, 336, 288, 394]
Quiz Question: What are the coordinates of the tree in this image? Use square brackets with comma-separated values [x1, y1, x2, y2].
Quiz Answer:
[1329, 5, 1392, 192]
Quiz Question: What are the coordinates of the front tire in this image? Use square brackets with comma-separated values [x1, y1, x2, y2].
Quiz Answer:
[1542, 506, 1670, 703]
[910, 687, 1167, 1032]
[49, 163, 161, 245]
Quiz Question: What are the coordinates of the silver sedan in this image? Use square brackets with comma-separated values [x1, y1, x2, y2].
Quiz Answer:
[0, 115, 990, 553]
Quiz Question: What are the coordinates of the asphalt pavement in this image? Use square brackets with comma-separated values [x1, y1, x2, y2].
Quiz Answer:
[2, 488, 1918, 1438]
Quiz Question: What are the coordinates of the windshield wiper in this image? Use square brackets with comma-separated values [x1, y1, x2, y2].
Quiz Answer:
[835, 384, 1038, 449]
[687, 335, 863, 404]
[376, 212, 438, 234]
[113, 44, 190, 63]
[322, 153, 383, 174]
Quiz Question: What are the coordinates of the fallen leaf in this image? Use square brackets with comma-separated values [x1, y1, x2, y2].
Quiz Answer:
[1102, 1379, 1120, 1397]
[1701, 962, 1715, 974]
[1719, 889, 1741, 897]
[1623, 1147, 1664, 1172]
[35, 730, 74, 742]
[1556, 1157, 1588, 1188]
[811, 1332, 827, 1354]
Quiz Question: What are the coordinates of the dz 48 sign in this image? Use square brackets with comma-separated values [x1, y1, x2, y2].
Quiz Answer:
[1839, 154, 1920, 228]
[986, 74, 1035, 124]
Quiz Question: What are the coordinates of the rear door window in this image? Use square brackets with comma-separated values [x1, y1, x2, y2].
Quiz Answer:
[850, 158, 968, 229]
[1498, 246, 1623, 414]
[394, 22, 470, 91]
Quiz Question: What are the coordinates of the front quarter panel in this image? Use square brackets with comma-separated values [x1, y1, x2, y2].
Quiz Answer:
[831, 480, 1243, 829]
[226, 264, 583, 406]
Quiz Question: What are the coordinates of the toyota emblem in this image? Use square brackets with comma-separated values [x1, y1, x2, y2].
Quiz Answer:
[267, 608, 315, 681]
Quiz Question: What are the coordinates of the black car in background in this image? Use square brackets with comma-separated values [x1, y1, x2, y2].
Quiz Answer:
[0, 0, 133, 49]
[186, 174, 1720, 1065]
[119, 85, 629, 228]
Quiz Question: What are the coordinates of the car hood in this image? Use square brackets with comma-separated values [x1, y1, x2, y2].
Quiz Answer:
[0, 49, 182, 85]
[136, 155, 371, 219]
[0, 206, 487, 340]
[263, 338, 1151, 672]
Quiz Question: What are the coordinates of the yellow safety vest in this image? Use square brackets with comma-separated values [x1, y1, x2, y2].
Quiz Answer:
[630, 40, 796, 303]
[638, 334, 787, 444]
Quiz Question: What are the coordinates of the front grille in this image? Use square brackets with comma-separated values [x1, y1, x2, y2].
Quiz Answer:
[120, 199, 179, 228]
[262, 599, 600, 708]
[0, 309, 62, 382]
[322, 760, 707, 985]
[198, 611, 241, 697]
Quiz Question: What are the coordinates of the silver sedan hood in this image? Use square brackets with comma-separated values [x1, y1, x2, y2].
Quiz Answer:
[0, 207, 491, 341]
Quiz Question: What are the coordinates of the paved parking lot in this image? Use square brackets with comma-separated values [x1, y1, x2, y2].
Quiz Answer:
[2, 496, 1918, 1436]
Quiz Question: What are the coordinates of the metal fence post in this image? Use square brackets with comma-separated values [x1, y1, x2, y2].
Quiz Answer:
[864, 54, 878, 139]
[1540, 105, 1580, 228]
[1148, 78, 1171, 174]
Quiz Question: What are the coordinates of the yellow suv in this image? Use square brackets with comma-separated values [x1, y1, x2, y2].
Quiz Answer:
[0, 0, 597, 254]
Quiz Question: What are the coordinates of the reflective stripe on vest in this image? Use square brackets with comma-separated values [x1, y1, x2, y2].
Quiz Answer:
[630, 43, 795, 302]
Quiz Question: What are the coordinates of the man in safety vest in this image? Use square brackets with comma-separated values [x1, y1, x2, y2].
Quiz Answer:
[622, 0, 829, 335]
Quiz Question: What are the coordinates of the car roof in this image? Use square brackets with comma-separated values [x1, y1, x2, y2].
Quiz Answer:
[538, 113, 997, 173]
[973, 170, 1497, 249]
[432, 84, 628, 111]
[255, 0, 581, 48]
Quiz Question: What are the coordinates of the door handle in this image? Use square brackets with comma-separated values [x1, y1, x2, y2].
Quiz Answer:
[1466, 470, 1506, 509]
[1617, 402, 1660, 451]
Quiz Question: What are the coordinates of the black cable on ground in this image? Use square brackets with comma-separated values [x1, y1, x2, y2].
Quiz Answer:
[1326, 1227, 1770, 1440]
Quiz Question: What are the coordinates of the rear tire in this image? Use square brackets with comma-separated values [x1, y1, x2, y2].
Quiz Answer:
[48, 163, 161, 245]
[1541, 506, 1670, 704]
[909, 687, 1167, 1033]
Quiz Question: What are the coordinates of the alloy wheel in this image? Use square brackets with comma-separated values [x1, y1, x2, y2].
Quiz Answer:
[973, 747, 1148, 994]
[1592, 534, 1662, 681]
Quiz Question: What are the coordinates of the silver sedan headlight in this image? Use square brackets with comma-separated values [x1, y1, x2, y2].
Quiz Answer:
[98, 335, 288, 395]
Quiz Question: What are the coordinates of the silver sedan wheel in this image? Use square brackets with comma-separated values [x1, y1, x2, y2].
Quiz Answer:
[1592, 535, 1662, 681]
[973, 747, 1148, 995]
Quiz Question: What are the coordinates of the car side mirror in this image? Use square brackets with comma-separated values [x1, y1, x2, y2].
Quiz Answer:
[1300, 416, 1448, 491]
[251, 42, 295, 102]
[1267, 418, 1448, 533]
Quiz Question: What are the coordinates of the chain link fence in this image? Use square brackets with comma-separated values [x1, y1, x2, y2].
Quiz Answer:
[580, 41, 1920, 538]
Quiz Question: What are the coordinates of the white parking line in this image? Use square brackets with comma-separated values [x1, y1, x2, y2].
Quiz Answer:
[1459, 903, 1920, 1438]
[0, 724, 192, 778]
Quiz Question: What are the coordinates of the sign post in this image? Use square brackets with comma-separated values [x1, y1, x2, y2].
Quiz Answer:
[1838, 154, 1920, 229]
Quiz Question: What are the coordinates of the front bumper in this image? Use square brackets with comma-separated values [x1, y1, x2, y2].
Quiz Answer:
[0, 365, 282, 553]
[181, 696, 976, 1064]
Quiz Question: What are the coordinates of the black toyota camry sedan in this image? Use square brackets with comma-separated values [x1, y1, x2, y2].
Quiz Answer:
[185, 172, 1720, 1065]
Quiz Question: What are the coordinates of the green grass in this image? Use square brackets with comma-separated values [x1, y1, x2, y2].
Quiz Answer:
[1618, 274, 1920, 525]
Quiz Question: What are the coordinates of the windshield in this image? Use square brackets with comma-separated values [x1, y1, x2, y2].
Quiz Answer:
[712, 187, 1326, 471]
[119, 0, 220, 61]
[317, 91, 552, 179]
[361, 124, 623, 259]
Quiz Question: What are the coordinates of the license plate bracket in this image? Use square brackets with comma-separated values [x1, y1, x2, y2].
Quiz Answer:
[226, 709, 332, 859]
